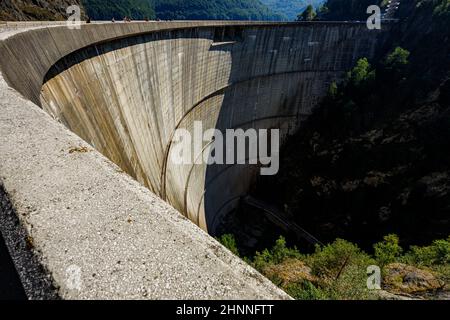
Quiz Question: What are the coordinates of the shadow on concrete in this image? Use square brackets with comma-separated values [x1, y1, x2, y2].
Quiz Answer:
[0, 232, 26, 300]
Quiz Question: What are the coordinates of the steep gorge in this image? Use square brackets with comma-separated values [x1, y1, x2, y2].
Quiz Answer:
[234, 0, 450, 251]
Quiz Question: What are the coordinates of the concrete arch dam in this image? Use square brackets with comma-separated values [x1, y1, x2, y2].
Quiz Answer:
[0, 21, 390, 299]
[3, 22, 385, 235]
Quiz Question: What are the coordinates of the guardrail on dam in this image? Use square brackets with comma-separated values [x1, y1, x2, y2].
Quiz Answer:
[0, 21, 389, 299]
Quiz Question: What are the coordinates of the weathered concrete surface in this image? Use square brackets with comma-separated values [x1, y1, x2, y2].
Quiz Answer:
[0, 21, 389, 299]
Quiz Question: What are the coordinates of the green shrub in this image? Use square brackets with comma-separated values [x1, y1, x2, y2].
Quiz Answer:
[253, 248, 274, 271]
[374, 234, 403, 266]
[433, 0, 450, 21]
[345, 58, 376, 87]
[284, 281, 328, 300]
[433, 238, 450, 264]
[328, 81, 338, 98]
[297, 5, 317, 21]
[253, 236, 301, 271]
[403, 236, 450, 267]
[219, 233, 448, 300]
[216, 234, 240, 257]
[307, 239, 374, 279]
[271, 236, 301, 263]
[304, 239, 375, 300]
[384, 47, 410, 68]
[324, 264, 376, 300]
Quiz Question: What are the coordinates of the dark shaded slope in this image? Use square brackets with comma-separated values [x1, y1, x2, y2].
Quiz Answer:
[82, 0, 155, 20]
[245, 0, 450, 250]
[0, 233, 26, 300]
[0, 0, 85, 21]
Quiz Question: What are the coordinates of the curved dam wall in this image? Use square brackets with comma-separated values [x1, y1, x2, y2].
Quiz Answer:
[32, 23, 387, 234]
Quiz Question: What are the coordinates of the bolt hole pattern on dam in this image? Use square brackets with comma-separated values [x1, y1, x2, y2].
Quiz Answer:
[36, 23, 388, 234]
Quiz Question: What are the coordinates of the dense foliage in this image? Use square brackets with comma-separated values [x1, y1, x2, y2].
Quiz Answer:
[82, 0, 286, 21]
[218, 234, 449, 299]
[319, 0, 384, 20]
[297, 4, 317, 20]
[0, 0, 85, 21]
[82, 0, 155, 20]
[260, 0, 324, 20]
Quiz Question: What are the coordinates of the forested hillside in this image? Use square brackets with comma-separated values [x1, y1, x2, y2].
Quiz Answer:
[152, 0, 285, 21]
[260, 0, 324, 20]
[1, 0, 286, 21]
[0, 0, 85, 21]
[83, 0, 285, 21]
[319, 0, 384, 20]
[82, 0, 155, 20]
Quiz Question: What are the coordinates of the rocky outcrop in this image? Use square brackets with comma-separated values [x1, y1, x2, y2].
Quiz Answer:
[383, 263, 445, 294]
[263, 259, 318, 286]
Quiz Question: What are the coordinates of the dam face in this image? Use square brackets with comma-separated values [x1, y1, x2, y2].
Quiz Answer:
[38, 23, 385, 233]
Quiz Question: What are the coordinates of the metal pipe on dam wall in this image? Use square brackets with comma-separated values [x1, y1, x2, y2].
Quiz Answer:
[1, 22, 389, 234]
